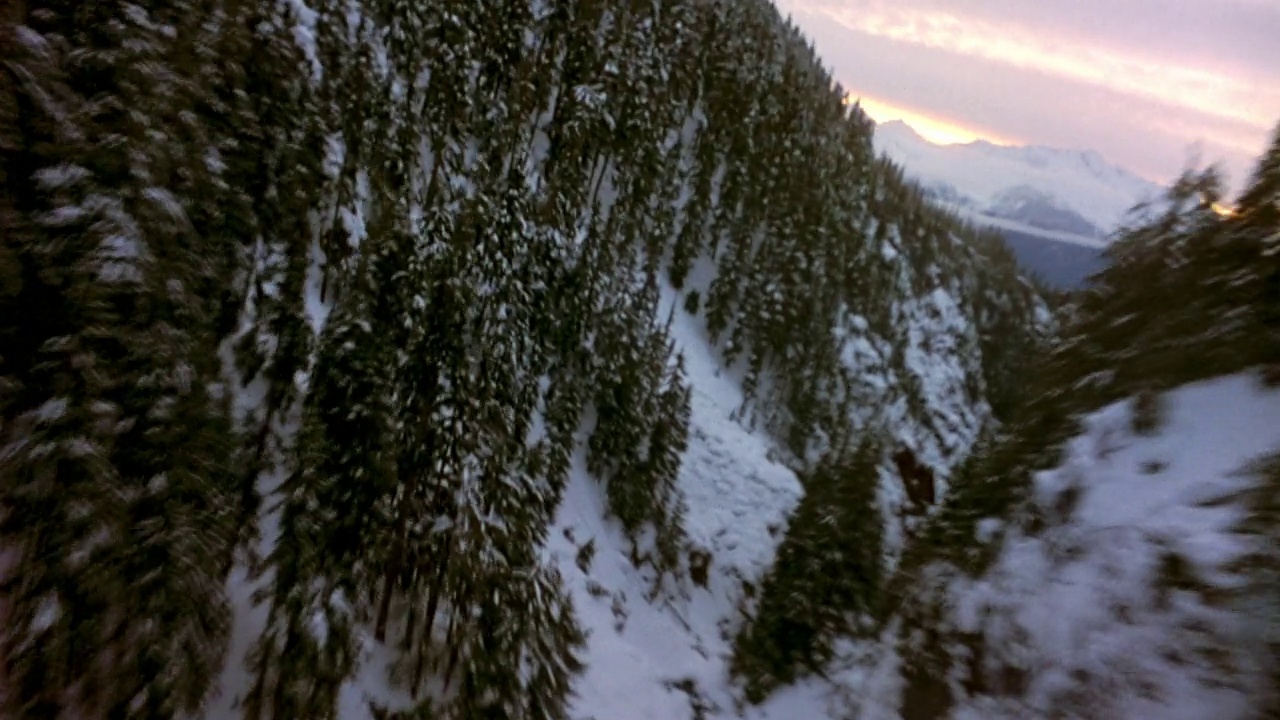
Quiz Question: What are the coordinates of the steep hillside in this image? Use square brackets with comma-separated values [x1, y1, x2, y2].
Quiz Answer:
[875, 130, 1280, 720]
[7, 0, 1274, 716]
[814, 373, 1280, 720]
[0, 1, 1044, 719]
[200, 279, 812, 720]
[943, 374, 1280, 720]
[194, 234, 1031, 720]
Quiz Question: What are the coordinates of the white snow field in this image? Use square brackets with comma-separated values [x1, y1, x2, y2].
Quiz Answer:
[937, 373, 1280, 720]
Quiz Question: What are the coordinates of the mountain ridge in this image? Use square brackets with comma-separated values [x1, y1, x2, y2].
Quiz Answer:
[873, 118, 1164, 242]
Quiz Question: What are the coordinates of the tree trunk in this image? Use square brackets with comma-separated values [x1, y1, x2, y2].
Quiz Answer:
[373, 563, 396, 643]
[420, 532, 452, 650]
[401, 593, 418, 653]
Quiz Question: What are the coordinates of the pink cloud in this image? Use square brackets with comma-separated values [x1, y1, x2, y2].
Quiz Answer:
[776, 0, 1280, 189]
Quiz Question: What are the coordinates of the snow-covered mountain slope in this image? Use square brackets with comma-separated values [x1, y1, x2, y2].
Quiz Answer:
[545, 287, 806, 720]
[199, 249, 1011, 720]
[873, 120, 1163, 243]
[199, 284, 818, 720]
[540, 264, 1023, 719]
[845, 372, 1280, 720]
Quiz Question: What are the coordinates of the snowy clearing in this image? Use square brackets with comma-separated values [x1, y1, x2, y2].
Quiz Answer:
[941, 372, 1280, 720]
[546, 285, 806, 720]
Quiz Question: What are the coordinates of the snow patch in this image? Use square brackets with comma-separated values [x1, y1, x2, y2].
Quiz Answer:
[943, 373, 1280, 719]
[547, 281, 805, 719]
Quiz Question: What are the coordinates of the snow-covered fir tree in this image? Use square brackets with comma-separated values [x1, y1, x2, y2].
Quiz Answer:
[732, 438, 885, 702]
[0, 0, 269, 715]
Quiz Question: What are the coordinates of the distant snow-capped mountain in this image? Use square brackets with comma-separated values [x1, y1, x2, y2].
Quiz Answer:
[873, 119, 1164, 245]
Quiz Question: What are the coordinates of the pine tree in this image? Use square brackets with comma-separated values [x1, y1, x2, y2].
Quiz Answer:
[1, 0, 246, 716]
[430, 442, 586, 719]
[732, 439, 885, 703]
[367, 168, 587, 715]
[586, 271, 691, 580]
[218, 0, 327, 562]
[646, 349, 694, 576]
[1236, 452, 1280, 719]
[245, 261, 398, 719]
[1234, 124, 1280, 363]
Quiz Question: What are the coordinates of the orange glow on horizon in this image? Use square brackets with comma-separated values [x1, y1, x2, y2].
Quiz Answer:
[846, 93, 1018, 147]
[818, 5, 1279, 135]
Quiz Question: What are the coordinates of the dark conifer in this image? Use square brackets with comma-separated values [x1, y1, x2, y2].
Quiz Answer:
[1, 0, 246, 716]
[731, 440, 885, 703]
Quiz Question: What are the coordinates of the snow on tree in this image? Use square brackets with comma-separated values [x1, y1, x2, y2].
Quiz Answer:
[732, 438, 885, 702]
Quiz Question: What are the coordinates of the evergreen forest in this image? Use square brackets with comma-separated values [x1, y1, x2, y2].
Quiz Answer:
[2, 0, 1277, 718]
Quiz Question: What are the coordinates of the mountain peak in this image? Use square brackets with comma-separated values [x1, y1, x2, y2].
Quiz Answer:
[875, 118, 923, 139]
[872, 121, 1163, 238]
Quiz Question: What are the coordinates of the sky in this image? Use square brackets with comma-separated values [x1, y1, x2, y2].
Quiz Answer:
[774, 0, 1280, 192]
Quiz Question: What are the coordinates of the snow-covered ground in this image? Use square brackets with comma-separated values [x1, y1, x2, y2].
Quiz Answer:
[886, 372, 1280, 720]
[546, 290, 807, 720]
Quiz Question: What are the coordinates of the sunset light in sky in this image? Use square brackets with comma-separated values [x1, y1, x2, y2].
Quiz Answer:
[775, 0, 1280, 189]
[846, 94, 1018, 147]
[825, 6, 1277, 133]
